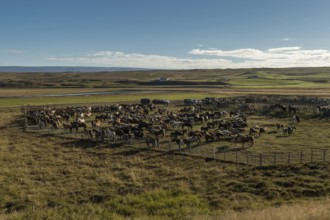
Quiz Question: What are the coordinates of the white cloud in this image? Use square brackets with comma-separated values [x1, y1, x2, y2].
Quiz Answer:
[281, 38, 297, 41]
[47, 47, 330, 69]
[3, 49, 25, 55]
[190, 48, 268, 60]
[267, 47, 301, 53]
[189, 47, 330, 68]
[47, 51, 233, 69]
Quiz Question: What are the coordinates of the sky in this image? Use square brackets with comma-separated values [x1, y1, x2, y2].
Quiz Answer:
[1, 0, 330, 69]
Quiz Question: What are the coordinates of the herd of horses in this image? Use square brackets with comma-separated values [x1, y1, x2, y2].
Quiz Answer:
[23, 96, 309, 152]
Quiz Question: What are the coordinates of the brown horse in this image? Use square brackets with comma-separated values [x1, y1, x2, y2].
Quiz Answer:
[183, 136, 201, 148]
[91, 120, 101, 128]
[235, 135, 255, 147]
[171, 138, 183, 150]
[149, 128, 166, 138]
[146, 135, 159, 148]
[170, 129, 187, 139]
[181, 122, 193, 130]
[249, 127, 259, 136]
[276, 122, 284, 130]
[62, 123, 72, 132]
[283, 125, 296, 136]
[289, 105, 297, 113]
[250, 126, 267, 136]
[70, 122, 87, 132]
[204, 132, 215, 142]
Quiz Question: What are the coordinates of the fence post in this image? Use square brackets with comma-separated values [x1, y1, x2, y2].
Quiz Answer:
[24, 105, 29, 132]
[311, 150, 313, 162]
[259, 153, 262, 166]
[323, 149, 327, 162]
[300, 151, 303, 163]
[246, 151, 249, 165]
[288, 152, 291, 164]
[273, 153, 277, 165]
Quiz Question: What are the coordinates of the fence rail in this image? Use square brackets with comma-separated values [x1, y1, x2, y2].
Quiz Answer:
[133, 139, 329, 166]
[24, 125, 329, 167]
[212, 149, 328, 166]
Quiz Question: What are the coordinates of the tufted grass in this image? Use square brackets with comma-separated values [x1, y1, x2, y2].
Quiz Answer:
[1, 67, 330, 218]
[0, 105, 329, 219]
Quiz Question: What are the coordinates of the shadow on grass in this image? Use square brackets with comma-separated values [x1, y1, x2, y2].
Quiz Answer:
[62, 139, 98, 148]
[217, 145, 249, 153]
[115, 147, 149, 156]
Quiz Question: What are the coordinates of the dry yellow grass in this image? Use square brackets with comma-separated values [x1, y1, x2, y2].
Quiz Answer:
[216, 198, 330, 220]
[0, 103, 329, 219]
[1, 68, 330, 219]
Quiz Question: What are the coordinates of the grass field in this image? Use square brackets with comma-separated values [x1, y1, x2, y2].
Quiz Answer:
[2, 67, 330, 108]
[1, 67, 330, 219]
[0, 107, 329, 219]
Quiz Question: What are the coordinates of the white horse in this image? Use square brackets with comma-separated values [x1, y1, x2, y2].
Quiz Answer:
[76, 117, 85, 124]
[170, 120, 183, 129]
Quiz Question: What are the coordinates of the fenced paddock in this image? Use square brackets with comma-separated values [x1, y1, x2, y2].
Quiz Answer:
[23, 126, 330, 168]
[21, 97, 330, 168]
[127, 138, 329, 167]
[22, 123, 329, 167]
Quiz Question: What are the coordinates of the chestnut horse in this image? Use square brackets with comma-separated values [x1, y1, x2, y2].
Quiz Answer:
[235, 135, 255, 147]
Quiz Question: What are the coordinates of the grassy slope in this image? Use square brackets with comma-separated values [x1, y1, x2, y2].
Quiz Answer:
[229, 71, 330, 88]
[2, 67, 330, 108]
[1, 68, 330, 218]
[0, 107, 329, 219]
[1, 67, 330, 89]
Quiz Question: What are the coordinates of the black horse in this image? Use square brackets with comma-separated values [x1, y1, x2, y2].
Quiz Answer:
[70, 121, 86, 132]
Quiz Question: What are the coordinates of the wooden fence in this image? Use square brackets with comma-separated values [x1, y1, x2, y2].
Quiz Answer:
[134, 140, 329, 166]
[212, 149, 328, 166]
[23, 123, 329, 167]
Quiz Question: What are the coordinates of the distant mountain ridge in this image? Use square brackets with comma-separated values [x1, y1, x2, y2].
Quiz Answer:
[0, 66, 151, 73]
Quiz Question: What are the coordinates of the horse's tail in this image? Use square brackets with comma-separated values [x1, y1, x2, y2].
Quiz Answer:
[234, 135, 239, 144]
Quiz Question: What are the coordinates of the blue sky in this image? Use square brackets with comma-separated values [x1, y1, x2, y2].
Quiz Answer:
[1, 0, 330, 69]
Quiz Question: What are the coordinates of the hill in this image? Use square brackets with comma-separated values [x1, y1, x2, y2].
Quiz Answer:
[0, 66, 151, 73]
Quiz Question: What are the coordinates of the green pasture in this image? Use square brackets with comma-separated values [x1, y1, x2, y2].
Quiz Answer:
[0, 94, 330, 219]
[228, 71, 330, 88]
[1, 68, 330, 219]
[0, 92, 212, 108]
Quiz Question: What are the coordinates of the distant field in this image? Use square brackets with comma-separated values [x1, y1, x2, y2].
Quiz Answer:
[1, 67, 330, 108]
[1, 67, 330, 89]
[0, 92, 213, 107]
[229, 70, 330, 88]
[2, 87, 330, 108]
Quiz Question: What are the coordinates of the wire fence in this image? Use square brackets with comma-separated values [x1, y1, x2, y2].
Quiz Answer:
[24, 124, 329, 167]
[132, 139, 329, 167]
